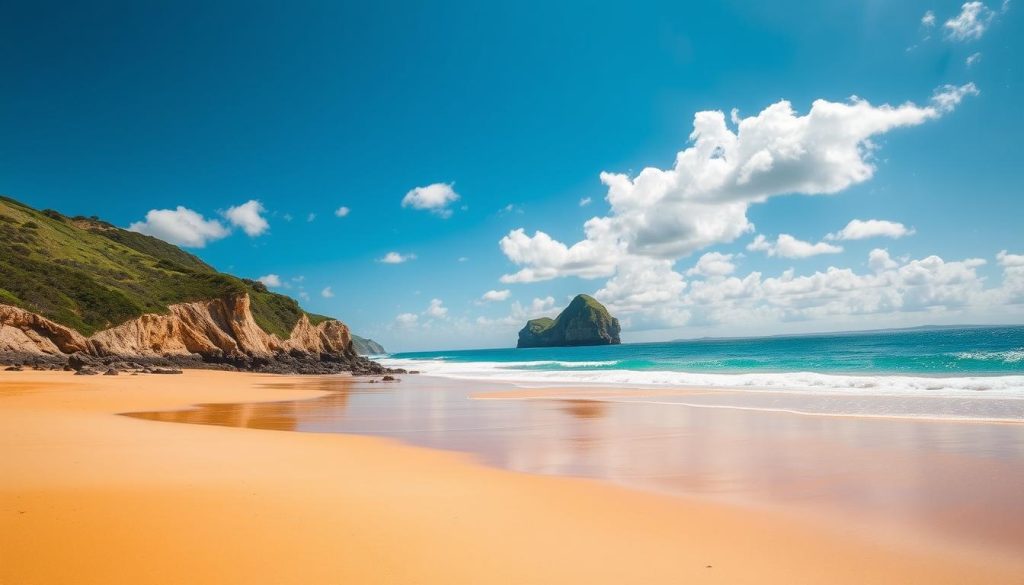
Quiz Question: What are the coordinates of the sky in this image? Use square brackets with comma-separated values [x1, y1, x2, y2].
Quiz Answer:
[2, 0, 1022, 351]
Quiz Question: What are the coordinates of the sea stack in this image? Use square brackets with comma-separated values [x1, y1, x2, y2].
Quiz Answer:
[516, 294, 621, 348]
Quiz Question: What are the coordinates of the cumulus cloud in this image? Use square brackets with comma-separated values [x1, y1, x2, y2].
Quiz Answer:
[402, 183, 460, 217]
[747, 234, 843, 258]
[499, 89, 972, 283]
[595, 249, 1012, 331]
[827, 219, 915, 241]
[379, 252, 416, 264]
[224, 200, 270, 237]
[944, 2, 995, 40]
[321, 286, 334, 298]
[481, 289, 511, 302]
[966, 52, 983, 66]
[499, 225, 623, 283]
[922, 10, 937, 26]
[257, 274, 283, 288]
[335, 206, 350, 218]
[579, 197, 592, 207]
[425, 298, 449, 319]
[997, 250, 1024, 303]
[868, 248, 900, 271]
[686, 252, 737, 277]
[474, 296, 559, 329]
[128, 206, 230, 248]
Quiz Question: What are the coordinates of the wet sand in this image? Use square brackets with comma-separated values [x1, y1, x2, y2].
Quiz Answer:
[2, 370, 1022, 584]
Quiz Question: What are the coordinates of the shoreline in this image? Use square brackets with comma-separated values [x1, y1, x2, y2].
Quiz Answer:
[3, 370, 1022, 584]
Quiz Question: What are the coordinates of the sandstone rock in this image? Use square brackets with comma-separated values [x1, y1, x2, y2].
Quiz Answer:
[0, 295, 397, 376]
[0, 305, 89, 355]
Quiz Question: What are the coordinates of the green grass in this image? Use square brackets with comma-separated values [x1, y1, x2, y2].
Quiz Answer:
[0, 195, 338, 337]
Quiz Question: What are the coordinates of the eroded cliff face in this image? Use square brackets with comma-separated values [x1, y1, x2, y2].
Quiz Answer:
[0, 294, 357, 365]
[0, 305, 89, 355]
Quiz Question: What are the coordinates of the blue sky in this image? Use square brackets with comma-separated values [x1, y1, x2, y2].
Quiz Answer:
[2, 0, 1022, 351]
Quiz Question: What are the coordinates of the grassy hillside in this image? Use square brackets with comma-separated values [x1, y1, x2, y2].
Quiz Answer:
[0, 195, 328, 337]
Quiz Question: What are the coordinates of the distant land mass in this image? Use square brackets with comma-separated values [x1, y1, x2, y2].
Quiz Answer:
[352, 335, 386, 355]
[517, 294, 621, 348]
[0, 195, 393, 375]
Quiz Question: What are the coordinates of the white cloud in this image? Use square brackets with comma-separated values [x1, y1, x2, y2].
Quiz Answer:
[499, 225, 623, 283]
[512, 296, 557, 320]
[128, 206, 230, 248]
[224, 200, 269, 237]
[307, 213, 316, 222]
[500, 89, 971, 283]
[747, 234, 843, 258]
[596, 258, 690, 328]
[594, 249, 1007, 331]
[402, 183, 460, 218]
[686, 252, 737, 277]
[299, 291, 310, 301]
[458, 256, 469, 262]
[258, 274, 282, 288]
[579, 197, 592, 207]
[931, 83, 980, 113]
[827, 219, 915, 241]
[944, 2, 995, 40]
[321, 286, 334, 298]
[868, 248, 899, 271]
[922, 10, 937, 26]
[966, 52, 983, 66]
[395, 312, 419, 328]
[424, 298, 448, 319]
[379, 252, 416, 264]
[474, 296, 559, 329]
[481, 289, 511, 302]
[335, 206, 350, 218]
[997, 250, 1024, 303]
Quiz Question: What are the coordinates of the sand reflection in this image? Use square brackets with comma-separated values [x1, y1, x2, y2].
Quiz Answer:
[125, 375, 1024, 559]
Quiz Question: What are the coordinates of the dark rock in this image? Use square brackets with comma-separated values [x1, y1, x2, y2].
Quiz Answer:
[67, 353, 96, 371]
[382, 375, 397, 382]
[4, 365, 23, 371]
[74, 367, 99, 376]
[103, 368, 119, 376]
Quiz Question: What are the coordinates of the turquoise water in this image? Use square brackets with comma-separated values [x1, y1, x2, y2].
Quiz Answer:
[381, 326, 1024, 395]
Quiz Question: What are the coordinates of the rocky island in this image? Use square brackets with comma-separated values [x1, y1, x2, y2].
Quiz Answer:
[517, 294, 621, 348]
[0, 196, 394, 375]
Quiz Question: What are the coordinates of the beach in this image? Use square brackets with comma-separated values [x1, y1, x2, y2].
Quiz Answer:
[2, 370, 1022, 584]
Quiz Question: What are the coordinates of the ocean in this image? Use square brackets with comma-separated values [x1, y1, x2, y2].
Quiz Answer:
[380, 325, 1024, 398]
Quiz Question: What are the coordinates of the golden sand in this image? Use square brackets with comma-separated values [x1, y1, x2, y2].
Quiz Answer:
[1, 370, 1020, 584]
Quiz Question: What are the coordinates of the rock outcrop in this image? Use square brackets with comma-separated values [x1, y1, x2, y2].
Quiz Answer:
[0, 305, 89, 356]
[0, 294, 396, 375]
[516, 294, 621, 348]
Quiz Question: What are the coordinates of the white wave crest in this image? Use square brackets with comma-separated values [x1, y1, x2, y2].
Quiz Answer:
[379, 357, 1024, 398]
[953, 349, 1024, 363]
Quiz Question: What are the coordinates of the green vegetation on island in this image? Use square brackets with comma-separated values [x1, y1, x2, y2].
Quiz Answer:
[517, 294, 621, 348]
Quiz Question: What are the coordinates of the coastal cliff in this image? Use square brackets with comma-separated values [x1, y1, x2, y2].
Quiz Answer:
[517, 294, 621, 348]
[0, 293, 387, 374]
[0, 195, 391, 374]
